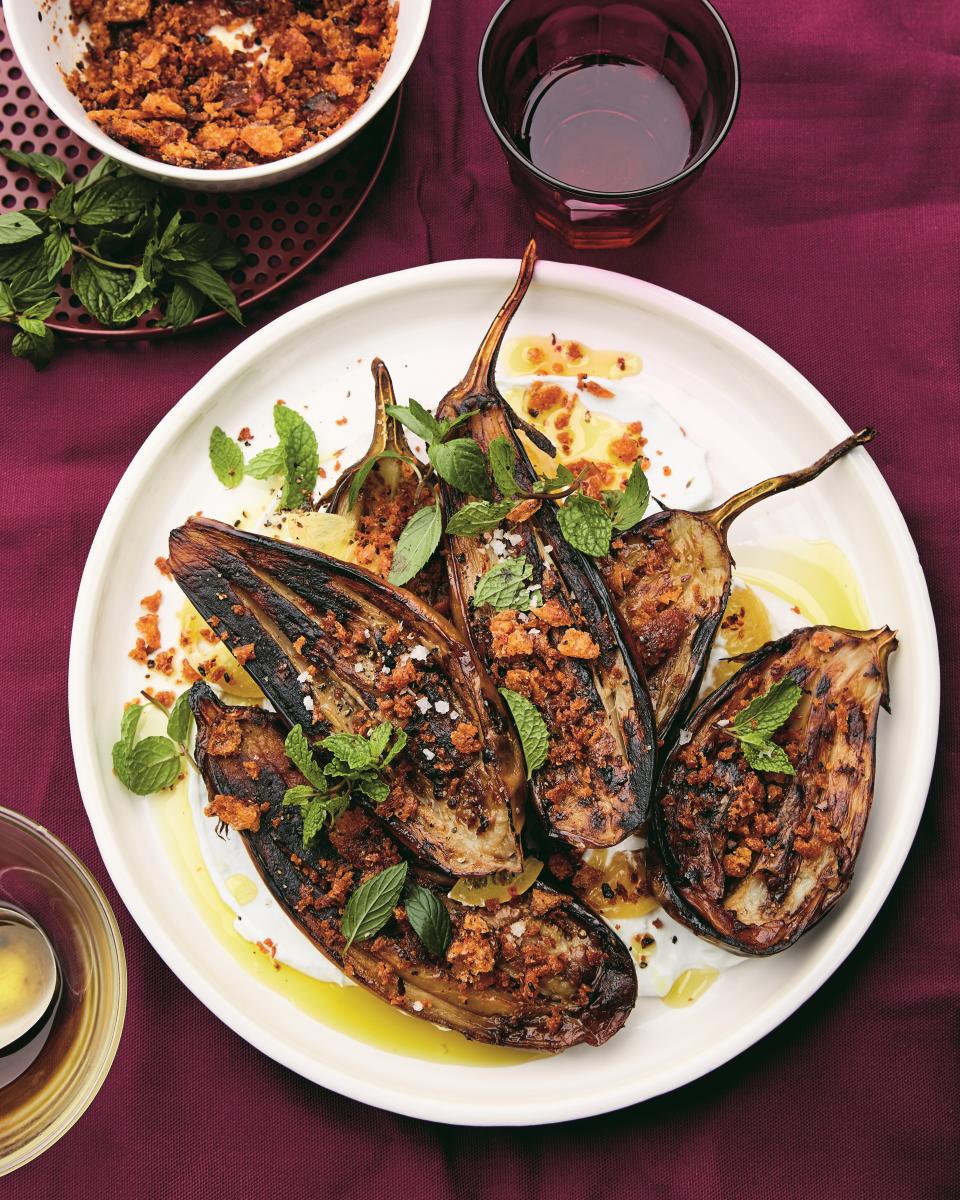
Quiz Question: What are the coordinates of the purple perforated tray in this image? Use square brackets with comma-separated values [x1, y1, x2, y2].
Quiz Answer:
[0, 8, 399, 337]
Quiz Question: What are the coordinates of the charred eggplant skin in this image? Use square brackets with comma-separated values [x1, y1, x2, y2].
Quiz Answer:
[189, 684, 636, 1050]
[435, 241, 657, 847]
[652, 625, 896, 955]
[601, 430, 877, 746]
[169, 516, 526, 878]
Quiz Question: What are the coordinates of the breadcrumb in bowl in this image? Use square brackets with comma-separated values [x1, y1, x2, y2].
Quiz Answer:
[5, 0, 430, 191]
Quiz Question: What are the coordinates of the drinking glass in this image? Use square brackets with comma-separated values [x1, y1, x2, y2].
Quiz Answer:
[478, 0, 740, 248]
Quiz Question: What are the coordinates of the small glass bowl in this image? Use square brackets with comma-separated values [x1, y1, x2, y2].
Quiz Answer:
[0, 807, 126, 1177]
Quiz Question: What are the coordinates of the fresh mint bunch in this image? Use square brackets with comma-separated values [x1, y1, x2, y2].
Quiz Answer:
[0, 148, 244, 368]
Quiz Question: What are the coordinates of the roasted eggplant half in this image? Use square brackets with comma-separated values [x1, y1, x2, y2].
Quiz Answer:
[435, 241, 657, 848]
[169, 516, 526, 877]
[599, 430, 876, 743]
[321, 359, 447, 609]
[190, 683, 637, 1050]
[653, 625, 897, 954]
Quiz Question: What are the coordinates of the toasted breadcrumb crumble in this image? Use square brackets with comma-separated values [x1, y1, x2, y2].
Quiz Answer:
[66, 0, 397, 169]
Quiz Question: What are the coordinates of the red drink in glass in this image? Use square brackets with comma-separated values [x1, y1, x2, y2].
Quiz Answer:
[479, 0, 740, 248]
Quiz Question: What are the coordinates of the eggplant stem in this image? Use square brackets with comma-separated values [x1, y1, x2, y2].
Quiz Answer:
[706, 428, 877, 533]
[447, 240, 538, 408]
[321, 358, 414, 512]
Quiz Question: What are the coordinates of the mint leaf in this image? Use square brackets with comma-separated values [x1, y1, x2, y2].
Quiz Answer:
[23, 295, 58, 320]
[445, 499, 514, 536]
[498, 688, 550, 778]
[366, 721, 396, 761]
[428, 437, 492, 499]
[611, 461, 650, 532]
[341, 861, 408, 949]
[355, 775, 390, 804]
[321, 731, 373, 771]
[40, 230, 72, 281]
[2, 146, 67, 188]
[404, 883, 451, 957]
[209, 425, 245, 489]
[739, 739, 796, 776]
[533, 463, 575, 494]
[120, 703, 145, 750]
[275, 404, 318, 509]
[166, 258, 241, 324]
[166, 691, 194, 746]
[384, 399, 442, 444]
[301, 793, 350, 849]
[71, 257, 140, 326]
[488, 435, 519, 499]
[284, 724, 327, 791]
[282, 785, 318, 808]
[388, 503, 442, 586]
[73, 174, 159, 226]
[48, 183, 76, 223]
[245, 445, 285, 480]
[556, 491, 613, 557]
[472, 557, 538, 612]
[0, 212, 42, 246]
[0, 281, 13, 317]
[125, 736, 182, 794]
[162, 280, 204, 330]
[12, 319, 54, 368]
[732, 678, 802, 740]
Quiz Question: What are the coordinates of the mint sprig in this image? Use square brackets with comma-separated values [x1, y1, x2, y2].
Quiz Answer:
[208, 403, 319, 510]
[111, 698, 189, 796]
[0, 148, 243, 368]
[725, 678, 802, 775]
[604, 460, 651, 532]
[282, 721, 407, 849]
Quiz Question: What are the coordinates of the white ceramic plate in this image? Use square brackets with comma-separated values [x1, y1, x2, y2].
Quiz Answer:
[5, 0, 430, 191]
[68, 259, 939, 1125]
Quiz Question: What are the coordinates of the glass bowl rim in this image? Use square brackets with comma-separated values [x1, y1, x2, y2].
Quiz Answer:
[0, 805, 127, 1179]
[477, 0, 742, 202]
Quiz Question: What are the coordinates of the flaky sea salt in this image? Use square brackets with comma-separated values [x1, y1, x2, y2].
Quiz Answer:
[410, 644, 429, 662]
[509, 921, 526, 937]
[415, 697, 431, 714]
[303, 696, 314, 712]
[677, 728, 693, 745]
[449, 710, 459, 721]
[434, 699, 450, 714]
[296, 671, 310, 683]
[422, 748, 435, 761]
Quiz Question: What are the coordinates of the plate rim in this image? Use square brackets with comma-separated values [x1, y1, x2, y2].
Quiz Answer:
[67, 256, 940, 1125]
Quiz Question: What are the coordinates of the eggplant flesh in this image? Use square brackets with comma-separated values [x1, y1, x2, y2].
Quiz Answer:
[190, 684, 637, 1050]
[653, 625, 897, 954]
[600, 430, 876, 743]
[436, 241, 657, 848]
[322, 359, 448, 610]
[168, 517, 525, 877]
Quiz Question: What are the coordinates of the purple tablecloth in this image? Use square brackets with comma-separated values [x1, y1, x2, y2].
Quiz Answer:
[3, 1, 957, 1194]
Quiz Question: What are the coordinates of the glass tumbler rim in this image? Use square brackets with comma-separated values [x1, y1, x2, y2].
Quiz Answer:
[477, 0, 742, 202]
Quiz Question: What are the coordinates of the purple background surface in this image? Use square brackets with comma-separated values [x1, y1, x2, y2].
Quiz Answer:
[3, 1, 958, 1195]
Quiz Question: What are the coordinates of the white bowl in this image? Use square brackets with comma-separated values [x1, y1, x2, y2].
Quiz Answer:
[4, 0, 430, 191]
